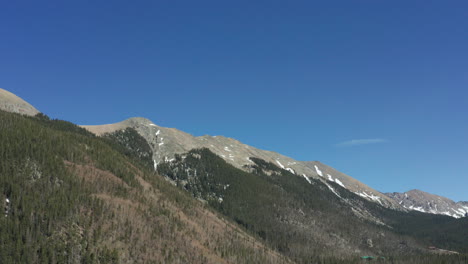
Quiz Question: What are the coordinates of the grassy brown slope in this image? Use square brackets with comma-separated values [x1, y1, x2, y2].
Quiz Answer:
[68, 160, 291, 264]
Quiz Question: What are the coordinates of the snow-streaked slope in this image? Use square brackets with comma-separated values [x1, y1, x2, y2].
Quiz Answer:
[82, 117, 400, 209]
[386, 189, 468, 218]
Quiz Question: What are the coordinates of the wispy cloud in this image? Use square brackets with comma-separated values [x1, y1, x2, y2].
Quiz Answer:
[335, 138, 388, 147]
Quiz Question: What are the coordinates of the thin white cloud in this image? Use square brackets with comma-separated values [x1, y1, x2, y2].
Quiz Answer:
[335, 138, 388, 147]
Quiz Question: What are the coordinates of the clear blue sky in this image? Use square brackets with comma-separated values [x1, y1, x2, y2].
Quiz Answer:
[1, 1, 467, 201]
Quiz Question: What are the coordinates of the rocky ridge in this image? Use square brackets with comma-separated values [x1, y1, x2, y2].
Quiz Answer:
[386, 189, 468, 218]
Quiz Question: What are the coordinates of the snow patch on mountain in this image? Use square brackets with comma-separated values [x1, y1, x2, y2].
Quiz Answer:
[356, 192, 383, 205]
[325, 182, 342, 198]
[408, 205, 426, 213]
[276, 160, 285, 169]
[314, 165, 323, 177]
[302, 174, 311, 184]
[334, 178, 345, 188]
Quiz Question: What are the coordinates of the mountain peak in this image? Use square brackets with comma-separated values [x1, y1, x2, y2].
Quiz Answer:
[0, 88, 40, 116]
[81, 117, 157, 135]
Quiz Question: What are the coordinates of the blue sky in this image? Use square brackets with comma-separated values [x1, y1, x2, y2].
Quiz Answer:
[1, 1, 467, 201]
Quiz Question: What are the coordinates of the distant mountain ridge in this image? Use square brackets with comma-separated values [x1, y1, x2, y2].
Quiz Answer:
[386, 189, 468, 218]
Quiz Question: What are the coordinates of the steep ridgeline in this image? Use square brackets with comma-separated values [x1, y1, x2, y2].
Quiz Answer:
[386, 190, 468, 218]
[0, 88, 40, 116]
[82, 117, 399, 209]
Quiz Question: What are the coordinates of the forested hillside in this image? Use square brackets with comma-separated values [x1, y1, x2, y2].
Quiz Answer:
[157, 148, 468, 264]
[102, 127, 154, 169]
[0, 110, 290, 264]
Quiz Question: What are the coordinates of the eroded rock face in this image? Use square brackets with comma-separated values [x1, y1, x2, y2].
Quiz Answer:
[386, 189, 468, 218]
[0, 88, 40, 116]
[82, 117, 399, 209]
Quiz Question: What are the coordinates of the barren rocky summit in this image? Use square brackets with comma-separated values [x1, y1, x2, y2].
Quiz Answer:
[0, 88, 40, 116]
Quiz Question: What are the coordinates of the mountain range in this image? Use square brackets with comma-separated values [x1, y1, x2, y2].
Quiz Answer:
[82, 117, 399, 209]
[1, 87, 467, 263]
[3, 87, 465, 217]
[81, 115, 468, 218]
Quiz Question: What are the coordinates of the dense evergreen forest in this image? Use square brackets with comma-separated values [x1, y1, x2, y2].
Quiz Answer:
[102, 127, 154, 169]
[0, 111, 135, 262]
